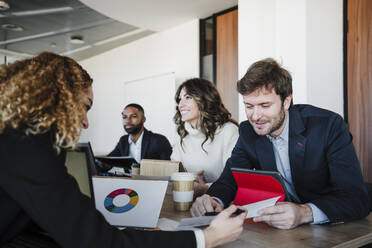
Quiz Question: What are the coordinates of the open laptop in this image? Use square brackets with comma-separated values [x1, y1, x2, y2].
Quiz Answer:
[65, 142, 96, 202]
[92, 176, 168, 228]
[65, 142, 168, 228]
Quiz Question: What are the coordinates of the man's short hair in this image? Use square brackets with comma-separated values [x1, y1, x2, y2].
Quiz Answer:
[237, 58, 292, 102]
[124, 103, 145, 115]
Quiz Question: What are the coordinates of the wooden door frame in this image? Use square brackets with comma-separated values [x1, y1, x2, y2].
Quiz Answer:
[199, 6, 238, 85]
[343, 0, 348, 123]
[344, 0, 372, 181]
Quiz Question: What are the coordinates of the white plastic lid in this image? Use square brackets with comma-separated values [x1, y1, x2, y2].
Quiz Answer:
[171, 172, 196, 181]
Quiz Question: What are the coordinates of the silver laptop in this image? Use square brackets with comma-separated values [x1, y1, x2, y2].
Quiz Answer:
[92, 176, 168, 228]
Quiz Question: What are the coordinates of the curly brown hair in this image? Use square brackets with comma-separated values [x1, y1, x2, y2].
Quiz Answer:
[0, 52, 93, 150]
[174, 78, 238, 152]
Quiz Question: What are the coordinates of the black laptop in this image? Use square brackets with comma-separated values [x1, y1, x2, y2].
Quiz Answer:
[65, 142, 97, 202]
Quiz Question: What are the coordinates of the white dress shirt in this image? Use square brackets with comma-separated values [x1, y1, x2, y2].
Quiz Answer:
[128, 131, 144, 163]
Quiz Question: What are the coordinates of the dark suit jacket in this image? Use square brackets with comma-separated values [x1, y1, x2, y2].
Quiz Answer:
[208, 104, 370, 223]
[0, 129, 196, 247]
[109, 128, 172, 160]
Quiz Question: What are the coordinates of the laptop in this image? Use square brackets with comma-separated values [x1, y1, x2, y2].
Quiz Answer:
[92, 176, 168, 228]
[66, 142, 168, 228]
[65, 142, 96, 201]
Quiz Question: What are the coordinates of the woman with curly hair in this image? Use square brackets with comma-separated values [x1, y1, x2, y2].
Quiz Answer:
[172, 78, 239, 196]
[0, 52, 246, 248]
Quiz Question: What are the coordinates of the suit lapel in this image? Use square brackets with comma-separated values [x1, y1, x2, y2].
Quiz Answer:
[122, 136, 130, 156]
[255, 136, 277, 171]
[141, 129, 150, 159]
[288, 108, 306, 184]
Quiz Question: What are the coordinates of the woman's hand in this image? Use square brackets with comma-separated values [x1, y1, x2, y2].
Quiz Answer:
[203, 205, 247, 248]
[194, 171, 208, 197]
[196, 170, 206, 184]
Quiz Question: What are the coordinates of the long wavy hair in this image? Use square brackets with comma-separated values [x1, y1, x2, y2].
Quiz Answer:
[0, 52, 93, 150]
[174, 78, 238, 152]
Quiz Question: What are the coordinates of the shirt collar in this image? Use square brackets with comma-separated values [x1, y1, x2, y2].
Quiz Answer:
[128, 130, 144, 145]
[266, 111, 289, 142]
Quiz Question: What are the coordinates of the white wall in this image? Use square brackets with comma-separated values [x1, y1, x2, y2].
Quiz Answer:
[306, 0, 343, 114]
[79, 20, 199, 154]
[238, 0, 343, 122]
[0, 55, 19, 65]
[123, 72, 177, 144]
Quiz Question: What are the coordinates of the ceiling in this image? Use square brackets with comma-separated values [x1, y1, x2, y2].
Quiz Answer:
[81, 0, 238, 31]
[0, 0, 237, 61]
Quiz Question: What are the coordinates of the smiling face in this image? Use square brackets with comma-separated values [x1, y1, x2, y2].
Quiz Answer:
[81, 86, 93, 129]
[177, 87, 200, 128]
[243, 87, 291, 137]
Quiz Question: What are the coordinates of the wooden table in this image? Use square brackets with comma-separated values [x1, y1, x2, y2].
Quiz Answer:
[160, 193, 372, 247]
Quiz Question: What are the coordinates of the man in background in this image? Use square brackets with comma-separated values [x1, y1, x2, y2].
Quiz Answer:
[109, 103, 172, 162]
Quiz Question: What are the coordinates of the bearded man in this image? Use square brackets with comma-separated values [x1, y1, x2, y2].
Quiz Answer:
[109, 103, 172, 162]
[190, 58, 370, 229]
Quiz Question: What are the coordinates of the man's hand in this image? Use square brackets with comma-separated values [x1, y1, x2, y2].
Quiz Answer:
[190, 194, 223, 217]
[253, 202, 313, 229]
[203, 205, 247, 248]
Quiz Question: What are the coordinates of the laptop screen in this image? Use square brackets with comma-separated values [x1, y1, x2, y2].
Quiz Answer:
[65, 142, 96, 202]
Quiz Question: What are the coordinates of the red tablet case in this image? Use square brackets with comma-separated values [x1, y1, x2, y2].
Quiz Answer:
[232, 171, 286, 206]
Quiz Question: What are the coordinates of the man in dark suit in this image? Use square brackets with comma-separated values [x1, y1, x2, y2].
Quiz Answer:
[109, 103, 172, 162]
[191, 58, 370, 229]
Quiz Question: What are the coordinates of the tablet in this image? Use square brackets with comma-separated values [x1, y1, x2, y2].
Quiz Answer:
[231, 168, 292, 203]
[95, 156, 136, 169]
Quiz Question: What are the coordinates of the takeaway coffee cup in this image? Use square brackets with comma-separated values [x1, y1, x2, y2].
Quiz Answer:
[171, 172, 196, 211]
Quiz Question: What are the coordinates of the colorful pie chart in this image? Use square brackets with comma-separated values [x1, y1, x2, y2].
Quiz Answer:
[104, 188, 139, 213]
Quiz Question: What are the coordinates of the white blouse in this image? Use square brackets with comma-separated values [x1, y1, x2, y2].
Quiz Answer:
[171, 122, 239, 183]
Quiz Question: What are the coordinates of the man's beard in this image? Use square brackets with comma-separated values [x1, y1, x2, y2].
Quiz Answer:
[124, 122, 144, 135]
[268, 106, 286, 136]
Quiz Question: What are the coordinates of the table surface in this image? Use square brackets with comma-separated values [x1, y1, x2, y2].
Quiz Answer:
[160, 193, 372, 248]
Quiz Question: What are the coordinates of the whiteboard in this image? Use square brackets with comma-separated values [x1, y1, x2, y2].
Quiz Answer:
[123, 72, 177, 144]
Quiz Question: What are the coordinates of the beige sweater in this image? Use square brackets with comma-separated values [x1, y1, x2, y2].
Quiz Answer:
[171, 122, 239, 183]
